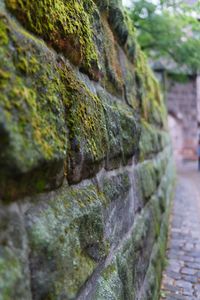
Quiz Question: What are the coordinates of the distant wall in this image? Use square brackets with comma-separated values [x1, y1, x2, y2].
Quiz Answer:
[0, 1, 175, 299]
[167, 76, 198, 160]
[168, 114, 184, 163]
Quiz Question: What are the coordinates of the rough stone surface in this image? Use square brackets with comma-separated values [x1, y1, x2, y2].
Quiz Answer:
[0, 1, 175, 299]
[167, 76, 198, 161]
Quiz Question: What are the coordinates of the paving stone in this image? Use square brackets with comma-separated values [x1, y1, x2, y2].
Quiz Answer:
[185, 262, 200, 270]
[178, 255, 195, 262]
[160, 166, 200, 299]
[194, 284, 200, 297]
[162, 283, 181, 293]
[181, 274, 199, 284]
[165, 270, 182, 280]
[181, 267, 197, 275]
[184, 243, 195, 251]
[175, 280, 193, 289]
[165, 293, 191, 300]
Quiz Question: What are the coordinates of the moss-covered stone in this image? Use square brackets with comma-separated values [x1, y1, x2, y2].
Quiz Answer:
[108, 0, 137, 62]
[116, 203, 157, 300]
[0, 1, 175, 299]
[135, 47, 167, 128]
[118, 102, 140, 163]
[93, 258, 124, 299]
[0, 248, 25, 300]
[99, 171, 134, 247]
[0, 206, 31, 300]
[0, 15, 67, 200]
[5, 0, 101, 80]
[139, 120, 164, 161]
[58, 64, 109, 183]
[101, 172, 130, 204]
[117, 47, 139, 109]
[135, 161, 158, 203]
[94, 0, 109, 12]
[101, 15, 124, 97]
[26, 184, 109, 300]
[97, 89, 140, 169]
[138, 206, 172, 300]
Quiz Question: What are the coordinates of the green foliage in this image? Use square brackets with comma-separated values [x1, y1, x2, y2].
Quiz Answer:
[129, 0, 200, 72]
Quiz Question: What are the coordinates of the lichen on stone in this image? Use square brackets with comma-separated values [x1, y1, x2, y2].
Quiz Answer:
[26, 184, 109, 299]
[58, 62, 108, 183]
[5, 0, 100, 79]
[0, 16, 67, 200]
[0, 2, 175, 299]
[93, 258, 124, 299]
[101, 15, 124, 97]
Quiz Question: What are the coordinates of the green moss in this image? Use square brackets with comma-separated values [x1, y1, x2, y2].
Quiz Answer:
[139, 119, 167, 161]
[0, 68, 11, 88]
[0, 248, 23, 300]
[102, 263, 117, 281]
[35, 178, 46, 192]
[26, 184, 110, 299]
[123, 9, 137, 62]
[116, 204, 155, 300]
[5, 0, 99, 78]
[0, 16, 68, 199]
[107, 0, 137, 63]
[115, 177, 175, 300]
[1, 16, 67, 162]
[139, 205, 172, 300]
[135, 46, 167, 128]
[56, 62, 108, 182]
[101, 15, 124, 97]
[0, 18, 9, 46]
[117, 102, 140, 162]
[102, 172, 131, 204]
[135, 161, 157, 202]
[97, 91, 140, 169]
[94, 258, 123, 299]
[149, 97, 167, 128]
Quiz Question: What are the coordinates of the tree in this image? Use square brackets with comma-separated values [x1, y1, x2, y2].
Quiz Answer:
[129, 0, 200, 73]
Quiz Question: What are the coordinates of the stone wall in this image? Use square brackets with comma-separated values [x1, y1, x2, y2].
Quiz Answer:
[0, 1, 175, 299]
[167, 75, 198, 161]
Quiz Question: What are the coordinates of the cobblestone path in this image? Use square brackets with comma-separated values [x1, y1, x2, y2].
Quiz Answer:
[160, 163, 200, 300]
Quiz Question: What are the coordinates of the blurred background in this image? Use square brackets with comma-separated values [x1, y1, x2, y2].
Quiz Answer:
[123, 0, 200, 165]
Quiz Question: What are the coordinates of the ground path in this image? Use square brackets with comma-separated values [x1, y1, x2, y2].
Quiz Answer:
[160, 162, 200, 300]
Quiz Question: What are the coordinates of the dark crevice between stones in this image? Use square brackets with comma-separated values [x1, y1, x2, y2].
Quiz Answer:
[0, 159, 65, 202]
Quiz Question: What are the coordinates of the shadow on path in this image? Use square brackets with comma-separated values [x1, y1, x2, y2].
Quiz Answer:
[160, 162, 200, 300]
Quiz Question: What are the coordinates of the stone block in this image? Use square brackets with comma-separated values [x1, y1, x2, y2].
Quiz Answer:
[25, 184, 108, 300]
[0, 15, 67, 200]
[99, 171, 134, 246]
[92, 258, 124, 299]
[64, 71, 108, 183]
[5, 0, 101, 80]
[135, 161, 157, 203]
[0, 205, 31, 300]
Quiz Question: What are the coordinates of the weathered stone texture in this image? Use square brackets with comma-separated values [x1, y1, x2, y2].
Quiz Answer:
[167, 76, 198, 160]
[0, 1, 175, 299]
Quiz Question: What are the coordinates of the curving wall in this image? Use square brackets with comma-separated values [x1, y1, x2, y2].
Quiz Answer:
[0, 0, 175, 299]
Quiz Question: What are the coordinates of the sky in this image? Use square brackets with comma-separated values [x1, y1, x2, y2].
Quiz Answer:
[122, 0, 132, 6]
[122, 0, 159, 7]
[122, 0, 198, 6]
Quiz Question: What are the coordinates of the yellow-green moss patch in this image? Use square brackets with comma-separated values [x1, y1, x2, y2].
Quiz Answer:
[5, 0, 100, 79]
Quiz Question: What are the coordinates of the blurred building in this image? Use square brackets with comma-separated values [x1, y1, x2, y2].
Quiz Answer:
[152, 60, 199, 162]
